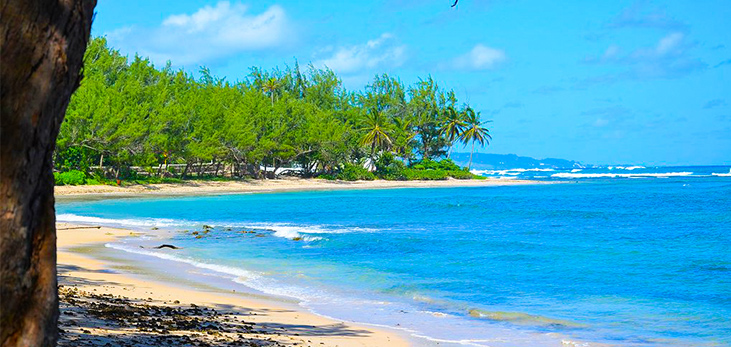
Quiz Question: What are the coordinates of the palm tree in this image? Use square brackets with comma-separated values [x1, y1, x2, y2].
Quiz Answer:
[392, 117, 417, 163]
[441, 106, 467, 158]
[262, 77, 279, 106]
[460, 109, 492, 170]
[360, 109, 393, 159]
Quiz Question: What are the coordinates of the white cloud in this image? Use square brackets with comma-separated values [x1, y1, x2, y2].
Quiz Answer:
[106, 2, 291, 66]
[655, 32, 683, 55]
[588, 32, 690, 64]
[106, 26, 133, 42]
[313, 33, 407, 75]
[580, 32, 705, 83]
[607, 4, 687, 31]
[453, 44, 507, 70]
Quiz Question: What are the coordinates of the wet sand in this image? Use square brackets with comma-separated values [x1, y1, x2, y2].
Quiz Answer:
[56, 222, 411, 346]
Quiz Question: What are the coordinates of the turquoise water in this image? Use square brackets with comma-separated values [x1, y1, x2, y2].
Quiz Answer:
[57, 166, 731, 346]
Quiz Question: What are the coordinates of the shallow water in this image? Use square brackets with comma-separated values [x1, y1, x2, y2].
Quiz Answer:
[58, 168, 731, 346]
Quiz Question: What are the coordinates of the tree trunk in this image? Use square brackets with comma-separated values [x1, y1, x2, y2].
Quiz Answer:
[181, 162, 190, 179]
[273, 160, 281, 179]
[0, 1, 96, 346]
[468, 140, 475, 170]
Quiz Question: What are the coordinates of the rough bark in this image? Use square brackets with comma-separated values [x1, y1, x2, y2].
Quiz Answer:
[0, 1, 96, 346]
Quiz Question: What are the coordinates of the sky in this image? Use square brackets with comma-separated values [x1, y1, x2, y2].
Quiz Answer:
[91, 0, 730, 166]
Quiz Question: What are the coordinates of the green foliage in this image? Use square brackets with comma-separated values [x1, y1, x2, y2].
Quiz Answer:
[54, 170, 87, 185]
[446, 170, 476, 180]
[336, 164, 376, 181]
[400, 168, 479, 180]
[410, 158, 461, 171]
[130, 176, 183, 184]
[55, 146, 97, 172]
[84, 178, 103, 185]
[438, 159, 462, 171]
[460, 107, 492, 169]
[374, 152, 406, 180]
[400, 158, 480, 180]
[402, 168, 449, 180]
[55, 37, 491, 184]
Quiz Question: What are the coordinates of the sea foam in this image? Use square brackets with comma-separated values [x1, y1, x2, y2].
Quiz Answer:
[240, 222, 377, 241]
[57, 213, 187, 228]
[552, 172, 693, 179]
[471, 168, 555, 176]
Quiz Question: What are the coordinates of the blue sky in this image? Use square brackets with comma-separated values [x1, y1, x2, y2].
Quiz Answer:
[92, 0, 730, 166]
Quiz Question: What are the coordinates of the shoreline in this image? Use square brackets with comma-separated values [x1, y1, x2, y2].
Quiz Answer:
[54, 177, 549, 198]
[56, 222, 412, 346]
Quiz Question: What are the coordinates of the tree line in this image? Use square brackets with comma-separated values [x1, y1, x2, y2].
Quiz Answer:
[55, 37, 491, 182]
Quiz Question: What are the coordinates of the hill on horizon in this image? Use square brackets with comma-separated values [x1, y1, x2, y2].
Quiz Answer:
[450, 153, 583, 170]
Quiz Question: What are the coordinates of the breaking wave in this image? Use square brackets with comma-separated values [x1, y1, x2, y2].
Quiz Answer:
[240, 222, 377, 242]
[552, 172, 694, 179]
[57, 213, 188, 228]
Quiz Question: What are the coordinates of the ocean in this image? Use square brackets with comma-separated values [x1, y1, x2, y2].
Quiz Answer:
[57, 165, 731, 346]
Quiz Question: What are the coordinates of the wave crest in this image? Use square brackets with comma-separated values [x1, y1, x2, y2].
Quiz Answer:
[552, 172, 693, 179]
[57, 213, 186, 228]
[242, 222, 376, 241]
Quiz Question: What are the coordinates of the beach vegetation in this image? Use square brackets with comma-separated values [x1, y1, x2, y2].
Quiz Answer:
[374, 152, 407, 180]
[334, 163, 376, 181]
[402, 168, 449, 180]
[460, 108, 492, 170]
[54, 170, 87, 185]
[55, 37, 493, 183]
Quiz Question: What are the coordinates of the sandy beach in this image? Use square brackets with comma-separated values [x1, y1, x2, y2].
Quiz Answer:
[54, 177, 543, 198]
[56, 222, 411, 346]
[54, 178, 543, 346]
[54, 178, 557, 346]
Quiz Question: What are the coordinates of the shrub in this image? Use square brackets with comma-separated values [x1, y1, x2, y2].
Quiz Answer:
[118, 166, 142, 180]
[446, 170, 475, 180]
[374, 153, 406, 180]
[437, 159, 461, 171]
[402, 168, 449, 180]
[132, 176, 183, 184]
[336, 163, 375, 181]
[84, 178, 102, 185]
[409, 158, 462, 171]
[410, 159, 439, 170]
[54, 170, 86, 185]
[55, 146, 96, 173]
